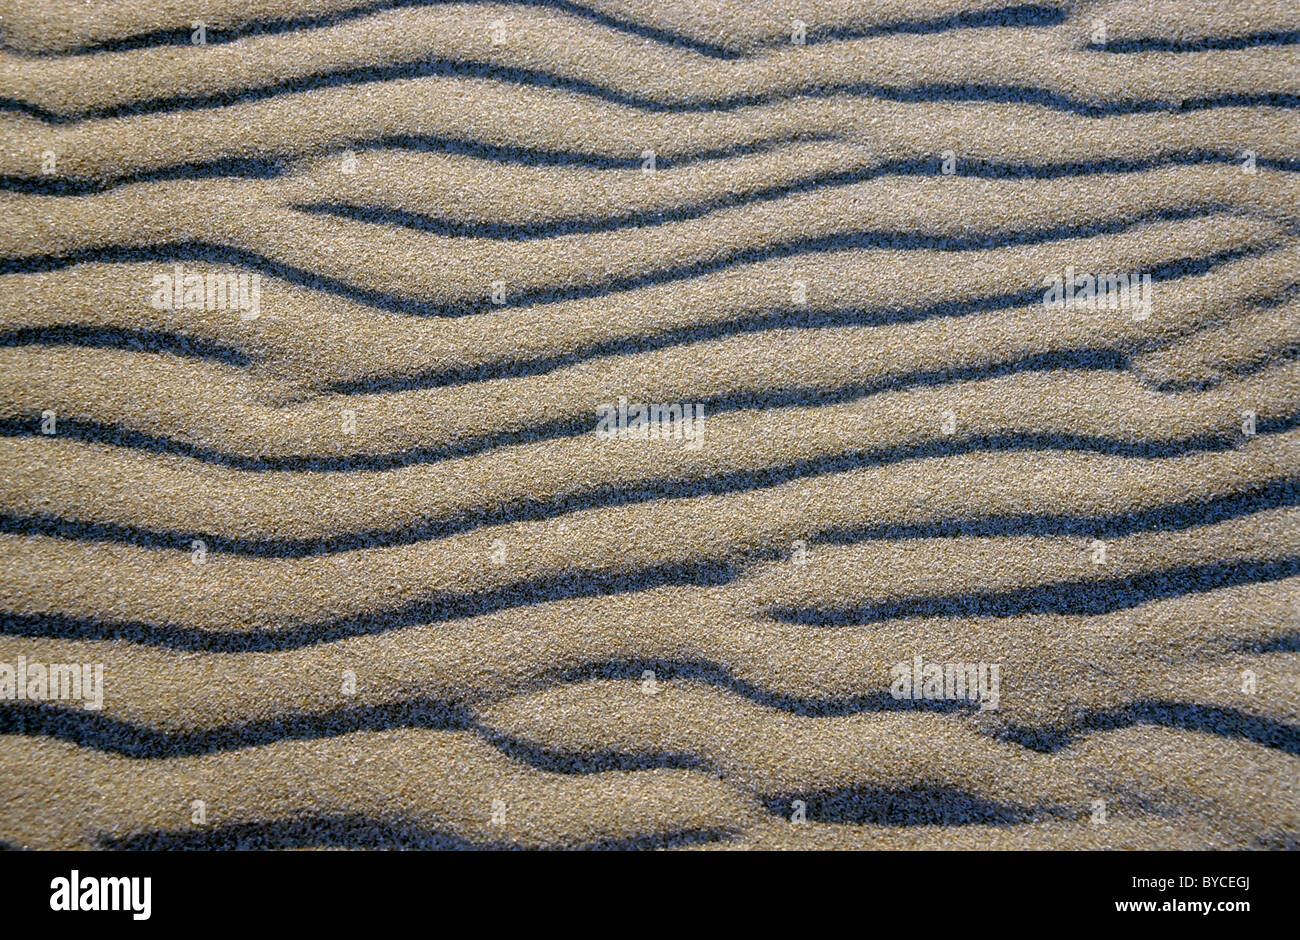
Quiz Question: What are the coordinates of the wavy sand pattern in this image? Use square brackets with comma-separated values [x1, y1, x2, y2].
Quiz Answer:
[0, 0, 1297, 850]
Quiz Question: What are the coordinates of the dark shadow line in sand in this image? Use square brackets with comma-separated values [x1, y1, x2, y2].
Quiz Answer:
[321, 246, 1283, 394]
[760, 785, 1079, 826]
[95, 814, 737, 850]
[0, 696, 711, 770]
[0, 467, 1293, 563]
[292, 161, 898, 241]
[6, 2, 1067, 60]
[0, 133, 826, 197]
[0, 346, 1143, 470]
[769, 557, 1300, 626]
[0, 560, 745, 651]
[1240, 631, 1300, 654]
[1, 417, 1294, 557]
[997, 701, 1300, 755]
[8, 146, 1295, 200]
[1087, 31, 1300, 54]
[288, 154, 1260, 238]
[815, 477, 1300, 543]
[323, 299, 1104, 393]
[2, 0, 742, 60]
[8, 245, 1256, 401]
[522, 660, 969, 718]
[9, 56, 1296, 123]
[1141, 344, 1300, 393]
[0, 676, 959, 758]
[0, 249, 1280, 411]
[4, 690, 1297, 772]
[1253, 831, 1300, 849]
[798, 4, 1065, 46]
[0, 698, 473, 757]
[1, 482, 1295, 651]
[468, 728, 713, 774]
[0, 326, 254, 366]
[345, 131, 832, 169]
[0, 213, 1259, 321]
[0, 156, 287, 196]
[0, 236, 1272, 403]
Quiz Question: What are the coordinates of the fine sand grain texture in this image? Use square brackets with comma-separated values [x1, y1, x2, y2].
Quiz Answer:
[0, 0, 1297, 850]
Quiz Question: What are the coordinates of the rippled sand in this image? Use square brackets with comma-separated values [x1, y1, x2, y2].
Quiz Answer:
[0, 0, 1296, 849]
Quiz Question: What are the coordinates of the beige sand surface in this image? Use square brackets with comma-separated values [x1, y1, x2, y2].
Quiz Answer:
[0, 0, 1296, 849]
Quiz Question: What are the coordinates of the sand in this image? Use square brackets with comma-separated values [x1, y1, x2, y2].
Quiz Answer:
[0, 0, 1297, 849]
